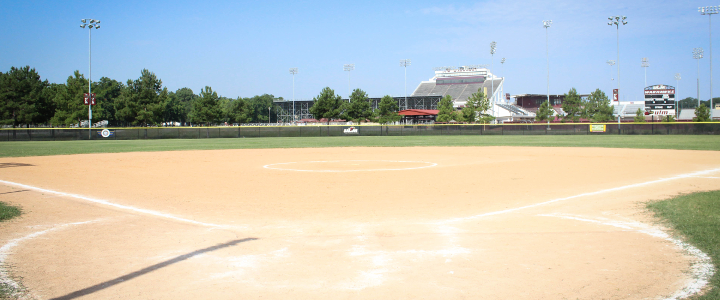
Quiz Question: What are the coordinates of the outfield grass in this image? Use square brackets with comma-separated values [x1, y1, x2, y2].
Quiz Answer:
[0, 135, 719, 157]
[647, 191, 720, 299]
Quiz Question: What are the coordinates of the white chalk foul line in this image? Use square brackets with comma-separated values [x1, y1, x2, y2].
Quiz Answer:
[0, 180, 227, 228]
[439, 167, 720, 224]
[0, 220, 100, 298]
[263, 160, 438, 172]
[538, 213, 714, 300]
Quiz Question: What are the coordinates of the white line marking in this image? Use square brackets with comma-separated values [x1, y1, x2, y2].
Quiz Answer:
[439, 167, 720, 224]
[263, 160, 438, 172]
[0, 180, 227, 228]
[538, 213, 714, 300]
[0, 220, 100, 298]
[690, 176, 720, 179]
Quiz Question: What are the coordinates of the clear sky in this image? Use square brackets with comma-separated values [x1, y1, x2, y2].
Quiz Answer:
[1, 0, 716, 102]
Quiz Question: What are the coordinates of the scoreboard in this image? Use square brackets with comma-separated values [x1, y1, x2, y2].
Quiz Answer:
[644, 84, 675, 115]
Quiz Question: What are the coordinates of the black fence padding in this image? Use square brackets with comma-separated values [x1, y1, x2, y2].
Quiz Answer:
[1, 123, 719, 141]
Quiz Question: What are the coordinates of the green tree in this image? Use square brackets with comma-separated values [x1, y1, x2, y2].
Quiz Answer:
[462, 89, 490, 123]
[377, 95, 401, 124]
[561, 87, 581, 122]
[0, 66, 51, 127]
[190, 86, 221, 125]
[50, 71, 89, 127]
[535, 100, 555, 122]
[694, 104, 711, 122]
[342, 88, 373, 122]
[174, 87, 197, 125]
[244, 94, 276, 123]
[115, 69, 167, 126]
[92, 77, 124, 125]
[224, 98, 251, 124]
[436, 95, 455, 122]
[585, 89, 614, 122]
[309, 87, 343, 124]
[634, 108, 646, 123]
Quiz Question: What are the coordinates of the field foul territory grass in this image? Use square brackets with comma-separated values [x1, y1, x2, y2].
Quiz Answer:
[647, 191, 720, 300]
[0, 202, 21, 222]
[0, 135, 719, 158]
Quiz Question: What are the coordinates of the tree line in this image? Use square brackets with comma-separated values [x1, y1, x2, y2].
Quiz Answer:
[0, 66, 283, 127]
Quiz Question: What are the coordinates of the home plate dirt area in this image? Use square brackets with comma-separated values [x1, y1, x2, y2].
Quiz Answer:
[0, 146, 719, 299]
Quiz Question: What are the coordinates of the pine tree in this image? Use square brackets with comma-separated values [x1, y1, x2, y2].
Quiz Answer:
[535, 100, 554, 122]
[309, 87, 342, 124]
[561, 87, 581, 122]
[436, 95, 455, 122]
[377, 95, 401, 124]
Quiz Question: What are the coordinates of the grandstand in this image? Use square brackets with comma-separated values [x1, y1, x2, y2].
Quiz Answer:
[411, 66, 504, 108]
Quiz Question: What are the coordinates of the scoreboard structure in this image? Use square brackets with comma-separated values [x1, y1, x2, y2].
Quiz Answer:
[644, 84, 675, 115]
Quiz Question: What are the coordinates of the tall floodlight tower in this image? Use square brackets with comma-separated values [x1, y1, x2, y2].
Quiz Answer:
[400, 59, 411, 111]
[607, 60, 616, 96]
[80, 18, 100, 139]
[543, 20, 552, 125]
[344, 64, 354, 98]
[289, 68, 298, 123]
[675, 73, 681, 117]
[700, 6, 719, 109]
[608, 16, 627, 101]
[641, 58, 649, 87]
[694, 48, 704, 107]
[501, 58, 506, 103]
[490, 41, 497, 119]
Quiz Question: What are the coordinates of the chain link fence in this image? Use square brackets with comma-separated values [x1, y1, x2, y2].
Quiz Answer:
[1, 123, 718, 141]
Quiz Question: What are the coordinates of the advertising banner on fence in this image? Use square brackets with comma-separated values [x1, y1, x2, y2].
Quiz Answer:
[343, 127, 359, 135]
[589, 124, 606, 132]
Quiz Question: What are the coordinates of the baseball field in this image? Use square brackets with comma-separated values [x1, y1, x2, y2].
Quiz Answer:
[0, 135, 718, 299]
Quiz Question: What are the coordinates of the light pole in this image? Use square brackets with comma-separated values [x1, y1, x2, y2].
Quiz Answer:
[80, 18, 100, 139]
[344, 64, 354, 98]
[490, 41, 496, 120]
[641, 58, 649, 87]
[289, 68, 298, 123]
[675, 73, 681, 117]
[694, 47, 704, 107]
[607, 60, 616, 96]
[543, 20, 552, 126]
[268, 107, 271, 124]
[500, 58, 506, 103]
[400, 59, 411, 110]
[608, 16, 627, 101]
[700, 6, 719, 110]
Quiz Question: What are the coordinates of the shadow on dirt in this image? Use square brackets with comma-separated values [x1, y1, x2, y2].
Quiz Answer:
[0, 163, 34, 169]
[50, 237, 258, 300]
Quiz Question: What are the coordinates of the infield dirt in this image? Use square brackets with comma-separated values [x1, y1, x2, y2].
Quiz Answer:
[0, 146, 719, 299]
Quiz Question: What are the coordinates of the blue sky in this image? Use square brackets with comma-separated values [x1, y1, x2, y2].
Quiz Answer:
[0, 0, 716, 102]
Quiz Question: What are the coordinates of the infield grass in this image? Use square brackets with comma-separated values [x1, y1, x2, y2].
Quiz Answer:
[647, 191, 720, 299]
[0, 135, 719, 157]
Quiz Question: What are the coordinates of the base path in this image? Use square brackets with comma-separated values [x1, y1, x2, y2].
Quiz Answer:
[0, 146, 718, 299]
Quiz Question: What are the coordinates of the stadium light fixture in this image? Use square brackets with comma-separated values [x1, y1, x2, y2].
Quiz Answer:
[400, 59, 411, 110]
[543, 20, 552, 126]
[344, 64, 354, 98]
[289, 68, 298, 123]
[608, 16, 627, 102]
[80, 18, 100, 139]
[700, 6, 719, 110]
[641, 58, 649, 87]
[694, 47, 704, 107]
[675, 73, 681, 117]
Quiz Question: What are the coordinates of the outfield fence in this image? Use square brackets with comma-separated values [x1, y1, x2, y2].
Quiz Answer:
[1, 123, 719, 141]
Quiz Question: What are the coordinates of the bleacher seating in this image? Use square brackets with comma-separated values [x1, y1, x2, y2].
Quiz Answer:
[497, 103, 528, 116]
[412, 82, 435, 96]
